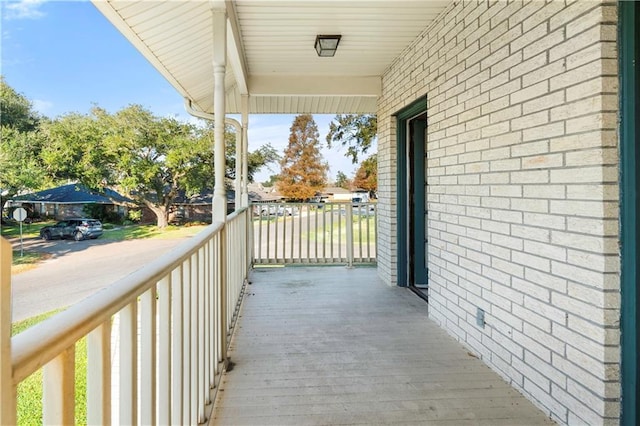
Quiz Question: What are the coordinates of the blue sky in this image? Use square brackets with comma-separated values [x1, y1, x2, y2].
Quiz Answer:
[1, 0, 362, 183]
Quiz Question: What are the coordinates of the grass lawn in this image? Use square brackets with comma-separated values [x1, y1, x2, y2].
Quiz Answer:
[101, 223, 208, 240]
[1, 221, 55, 239]
[13, 309, 88, 426]
[305, 215, 377, 243]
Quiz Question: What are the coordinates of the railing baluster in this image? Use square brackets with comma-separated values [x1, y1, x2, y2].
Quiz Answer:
[330, 203, 334, 262]
[171, 266, 183, 425]
[158, 275, 171, 425]
[87, 321, 111, 425]
[120, 302, 138, 426]
[190, 253, 198, 423]
[141, 286, 157, 425]
[43, 346, 75, 425]
[203, 242, 211, 397]
[346, 203, 354, 268]
[182, 258, 191, 425]
[198, 247, 206, 423]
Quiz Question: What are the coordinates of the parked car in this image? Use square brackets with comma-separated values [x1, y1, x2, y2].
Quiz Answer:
[40, 218, 103, 241]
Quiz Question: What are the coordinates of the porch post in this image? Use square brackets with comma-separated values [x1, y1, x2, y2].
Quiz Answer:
[234, 126, 242, 210]
[241, 95, 250, 207]
[211, 3, 227, 222]
[0, 238, 16, 425]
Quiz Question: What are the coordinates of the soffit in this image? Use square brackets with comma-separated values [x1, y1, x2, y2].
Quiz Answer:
[92, 0, 451, 114]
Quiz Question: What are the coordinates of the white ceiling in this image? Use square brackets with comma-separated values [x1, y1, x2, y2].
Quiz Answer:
[92, 0, 451, 114]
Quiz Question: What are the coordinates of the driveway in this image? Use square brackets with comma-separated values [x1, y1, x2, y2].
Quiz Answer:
[10, 237, 188, 322]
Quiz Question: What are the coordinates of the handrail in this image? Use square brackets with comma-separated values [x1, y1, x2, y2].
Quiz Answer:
[12, 221, 224, 384]
[4, 207, 252, 424]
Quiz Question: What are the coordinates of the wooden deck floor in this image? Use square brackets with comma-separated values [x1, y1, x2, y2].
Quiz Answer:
[210, 266, 553, 425]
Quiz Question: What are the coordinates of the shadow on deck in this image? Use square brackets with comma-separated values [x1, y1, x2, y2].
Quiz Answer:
[211, 266, 553, 425]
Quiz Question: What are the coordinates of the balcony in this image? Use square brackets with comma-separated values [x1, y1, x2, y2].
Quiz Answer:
[0, 204, 549, 425]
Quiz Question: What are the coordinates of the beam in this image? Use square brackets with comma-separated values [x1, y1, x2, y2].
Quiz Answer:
[248, 75, 381, 97]
[225, 1, 249, 95]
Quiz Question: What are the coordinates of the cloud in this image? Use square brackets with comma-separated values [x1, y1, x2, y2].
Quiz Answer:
[32, 99, 53, 114]
[3, 0, 47, 20]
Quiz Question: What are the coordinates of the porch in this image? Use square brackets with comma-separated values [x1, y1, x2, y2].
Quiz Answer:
[211, 266, 552, 425]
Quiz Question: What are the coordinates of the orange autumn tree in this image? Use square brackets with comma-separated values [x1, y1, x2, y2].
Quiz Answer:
[353, 154, 377, 195]
[277, 114, 328, 201]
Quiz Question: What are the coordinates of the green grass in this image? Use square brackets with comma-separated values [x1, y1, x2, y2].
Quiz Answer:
[13, 309, 88, 426]
[11, 251, 51, 274]
[1, 221, 55, 239]
[305, 215, 377, 242]
[101, 223, 208, 241]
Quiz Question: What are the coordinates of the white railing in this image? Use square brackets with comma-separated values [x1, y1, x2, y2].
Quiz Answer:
[252, 202, 377, 266]
[0, 208, 251, 425]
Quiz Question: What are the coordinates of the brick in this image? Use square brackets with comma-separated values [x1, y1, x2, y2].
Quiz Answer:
[510, 81, 549, 105]
[565, 148, 618, 167]
[550, 166, 618, 184]
[522, 185, 566, 200]
[523, 28, 565, 60]
[522, 154, 564, 170]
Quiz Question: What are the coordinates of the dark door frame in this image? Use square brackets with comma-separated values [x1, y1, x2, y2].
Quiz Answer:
[619, 1, 639, 425]
[395, 96, 427, 291]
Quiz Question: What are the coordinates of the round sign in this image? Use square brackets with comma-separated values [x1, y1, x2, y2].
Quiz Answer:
[13, 207, 27, 222]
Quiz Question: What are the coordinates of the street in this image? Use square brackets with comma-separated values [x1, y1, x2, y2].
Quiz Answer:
[9, 237, 188, 322]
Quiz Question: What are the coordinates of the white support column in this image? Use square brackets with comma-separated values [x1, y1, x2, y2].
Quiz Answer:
[234, 127, 242, 211]
[0, 239, 16, 426]
[241, 95, 250, 208]
[212, 4, 227, 222]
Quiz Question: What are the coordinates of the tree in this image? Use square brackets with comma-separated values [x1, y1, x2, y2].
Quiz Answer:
[100, 105, 214, 228]
[326, 114, 377, 164]
[277, 114, 328, 201]
[39, 110, 112, 189]
[0, 78, 48, 209]
[335, 171, 351, 189]
[0, 77, 40, 132]
[0, 127, 50, 205]
[353, 154, 377, 196]
[263, 174, 280, 187]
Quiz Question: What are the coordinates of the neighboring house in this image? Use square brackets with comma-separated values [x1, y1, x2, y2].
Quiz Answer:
[5, 183, 133, 221]
[247, 182, 283, 204]
[140, 190, 237, 224]
[320, 186, 352, 202]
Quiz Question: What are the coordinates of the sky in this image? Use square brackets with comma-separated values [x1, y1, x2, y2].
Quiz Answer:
[0, 0, 366, 184]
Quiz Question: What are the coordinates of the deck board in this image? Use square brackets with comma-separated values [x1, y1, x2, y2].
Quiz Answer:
[211, 266, 553, 425]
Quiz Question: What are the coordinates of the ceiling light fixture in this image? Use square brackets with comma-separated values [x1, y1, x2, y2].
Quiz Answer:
[314, 34, 342, 57]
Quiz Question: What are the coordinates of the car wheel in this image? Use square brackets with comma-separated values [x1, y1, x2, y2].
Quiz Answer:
[73, 231, 84, 241]
[42, 231, 52, 241]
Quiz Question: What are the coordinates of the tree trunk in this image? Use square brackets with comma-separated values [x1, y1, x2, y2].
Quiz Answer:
[145, 203, 169, 228]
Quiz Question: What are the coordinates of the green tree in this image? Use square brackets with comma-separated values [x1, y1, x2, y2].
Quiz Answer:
[277, 114, 328, 201]
[39, 110, 112, 189]
[353, 154, 377, 195]
[263, 174, 280, 187]
[0, 79, 48, 209]
[102, 105, 213, 228]
[335, 171, 351, 189]
[326, 114, 377, 163]
[0, 77, 40, 132]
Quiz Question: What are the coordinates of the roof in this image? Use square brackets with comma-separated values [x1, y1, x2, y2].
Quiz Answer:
[11, 183, 133, 205]
[91, 1, 452, 114]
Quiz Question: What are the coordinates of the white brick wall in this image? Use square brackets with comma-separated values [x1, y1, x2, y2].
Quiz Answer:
[377, 1, 619, 423]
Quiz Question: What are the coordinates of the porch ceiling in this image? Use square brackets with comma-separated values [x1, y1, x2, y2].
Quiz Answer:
[92, 0, 451, 114]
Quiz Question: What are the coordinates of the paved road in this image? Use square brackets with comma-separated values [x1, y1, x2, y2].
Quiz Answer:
[10, 236, 188, 322]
